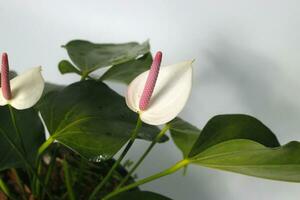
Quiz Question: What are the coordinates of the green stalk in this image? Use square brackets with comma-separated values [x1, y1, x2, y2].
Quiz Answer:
[41, 145, 59, 199]
[7, 105, 54, 199]
[88, 116, 142, 200]
[32, 160, 43, 196]
[8, 105, 27, 156]
[62, 160, 76, 200]
[0, 177, 16, 200]
[41, 149, 57, 200]
[102, 159, 190, 200]
[8, 105, 32, 179]
[116, 125, 169, 189]
[80, 75, 87, 81]
[38, 136, 55, 156]
[33, 136, 55, 196]
[80, 70, 93, 81]
[0, 128, 54, 200]
[32, 136, 54, 197]
[0, 177, 9, 196]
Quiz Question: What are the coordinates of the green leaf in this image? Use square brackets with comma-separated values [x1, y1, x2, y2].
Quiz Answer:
[35, 82, 65, 109]
[38, 80, 167, 160]
[44, 82, 65, 94]
[190, 139, 300, 182]
[110, 191, 172, 200]
[188, 114, 280, 158]
[186, 115, 298, 182]
[100, 53, 152, 84]
[58, 60, 81, 75]
[63, 40, 150, 75]
[0, 106, 45, 171]
[168, 118, 200, 158]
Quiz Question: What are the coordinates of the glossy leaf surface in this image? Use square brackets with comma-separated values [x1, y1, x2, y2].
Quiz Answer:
[0, 106, 45, 171]
[190, 139, 300, 182]
[38, 80, 167, 160]
[189, 114, 280, 158]
[168, 118, 200, 158]
[63, 40, 150, 75]
[58, 60, 81, 75]
[100, 53, 153, 84]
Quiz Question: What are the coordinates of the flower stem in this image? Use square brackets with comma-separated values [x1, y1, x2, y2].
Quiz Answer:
[8, 105, 27, 159]
[32, 160, 42, 196]
[38, 136, 55, 156]
[116, 125, 169, 189]
[0, 177, 16, 200]
[88, 116, 142, 200]
[33, 136, 54, 197]
[0, 128, 54, 200]
[62, 159, 76, 200]
[41, 146, 58, 199]
[102, 159, 190, 200]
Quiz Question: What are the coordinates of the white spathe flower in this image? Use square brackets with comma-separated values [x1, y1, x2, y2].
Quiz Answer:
[0, 53, 45, 110]
[126, 52, 193, 125]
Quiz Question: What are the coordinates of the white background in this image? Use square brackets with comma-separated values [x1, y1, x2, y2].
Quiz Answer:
[1, 1, 300, 199]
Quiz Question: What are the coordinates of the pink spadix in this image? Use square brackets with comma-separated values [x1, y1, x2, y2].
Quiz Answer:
[1, 53, 12, 100]
[139, 51, 162, 111]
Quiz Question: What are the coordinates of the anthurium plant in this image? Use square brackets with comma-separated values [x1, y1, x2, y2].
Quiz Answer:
[0, 40, 299, 200]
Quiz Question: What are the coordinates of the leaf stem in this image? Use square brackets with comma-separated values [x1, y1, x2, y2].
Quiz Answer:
[32, 160, 42, 196]
[102, 159, 190, 200]
[33, 137, 54, 198]
[80, 70, 93, 81]
[116, 125, 169, 189]
[0, 177, 16, 200]
[88, 116, 142, 200]
[8, 105, 27, 156]
[0, 129, 55, 200]
[62, 160, 76, 200]
[8, 105, 31, 178]
[41, 146, 58, 199]
[38, 136, 55, 155]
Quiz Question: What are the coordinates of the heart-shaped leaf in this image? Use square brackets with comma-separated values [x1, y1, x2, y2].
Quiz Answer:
[0, 106, 45, 171]
[63, 40, 150, 75]
[44, 82, 65, 94]
[35, 82, 65, 109]
[38, 80, 167, 160]
[168, 118, 200, 158]
[188, 114, 280, 158]
[189, 139, 300, 182]
[110, 191, 172, 200]
[100, 53, 153, 84]
[185, 114, 299, 182]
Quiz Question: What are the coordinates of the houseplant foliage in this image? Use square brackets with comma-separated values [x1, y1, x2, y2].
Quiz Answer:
[0, 40, 299, 200]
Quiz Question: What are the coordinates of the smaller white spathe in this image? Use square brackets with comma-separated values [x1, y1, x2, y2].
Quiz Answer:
[0, 67, 45, 110]
[126, 60, 193, 125]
